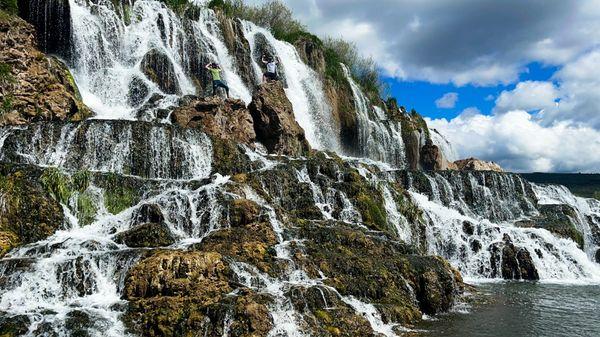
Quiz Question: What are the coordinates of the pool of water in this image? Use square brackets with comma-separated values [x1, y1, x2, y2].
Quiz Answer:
[416, 282, 600, 337]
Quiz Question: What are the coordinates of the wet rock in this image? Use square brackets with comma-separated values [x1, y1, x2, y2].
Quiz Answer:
[297, 222, 462, 324]
[595, 249, 600, 263]
[65, 310, 92, 337]
[453, 158, 504, 172]
[516, 204, 584, 249]
[229, 198, 262, 227]
[127, 76, 150, 107]
[216, 13, 257, 88]
[420, 139, 446, 171]
[140, 49, 181, 95]
[294, 36, 326, 75]
[133, 203, 165, 226]
[490, 234, 539, 281]
[123, 250, 273, 337]
[0, 165, 65, 257]
[0, 313, 30, 337]
[0, 14, 90, 126]
[19, 0, 72, 57]
[463, 221, 475, 236]
[171, 96, 256, 144]
[114, 222, 176, 248]
[248, 82, 310, 156]
[470, 239, 482, 253]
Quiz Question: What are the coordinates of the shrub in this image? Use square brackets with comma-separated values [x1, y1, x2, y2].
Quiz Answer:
[0, 0, 18, 15]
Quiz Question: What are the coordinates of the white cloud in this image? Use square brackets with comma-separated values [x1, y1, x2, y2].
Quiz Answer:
[427, 110, 600, 173]
[494, 81, 559, 114]
[435, 92, 459, 109]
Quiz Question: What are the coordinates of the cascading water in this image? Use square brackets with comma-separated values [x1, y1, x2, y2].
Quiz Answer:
[68, 0, 252, 119]
[430, 128, 458, 162]
[402, 170, 600, 282]
[341, 64, 407, 168]
[0, 121, 213, 180]
[241, 21, 341, 152]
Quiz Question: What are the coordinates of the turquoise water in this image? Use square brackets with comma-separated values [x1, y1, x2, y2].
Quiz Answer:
[417, 282, 600, 337]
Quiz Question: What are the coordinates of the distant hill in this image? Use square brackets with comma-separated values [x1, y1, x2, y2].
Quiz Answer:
[521, 173, 600, 200]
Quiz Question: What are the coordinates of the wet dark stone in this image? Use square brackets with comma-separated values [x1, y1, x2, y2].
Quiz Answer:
[65, 310, 92, 337]
[133, 203, 165, 225]
[19, 0, 72, 59]
[595, 249, 600, 263]
[0, 313, 30, 336]
[462, 221, 475, 236]
[141, 49, 181, 95]
[114, 222, 176, 248]
[470, 239, 482, 253]
[128, 76, 150, 107]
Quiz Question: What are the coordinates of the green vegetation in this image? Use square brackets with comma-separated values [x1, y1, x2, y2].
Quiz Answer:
[0, 0, 18, 15]
[103, 173, 138, 214]
[0, 62, 14, 83]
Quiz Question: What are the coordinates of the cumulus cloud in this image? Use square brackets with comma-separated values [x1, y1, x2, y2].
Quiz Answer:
[494, 81, 559, 114]
[427, 110, 600, 172]
[435, 92, 459, 109]
[257, 0, 600, 86]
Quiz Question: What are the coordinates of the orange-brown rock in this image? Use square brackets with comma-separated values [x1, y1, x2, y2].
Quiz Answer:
[453, 158, 504, 172]
[0, 13, 90, 126]
[171, 96, 256, 144]
[249, 82, 310, 156]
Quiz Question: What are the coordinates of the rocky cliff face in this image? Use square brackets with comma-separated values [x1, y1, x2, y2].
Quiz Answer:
[0, 12, 90, 126]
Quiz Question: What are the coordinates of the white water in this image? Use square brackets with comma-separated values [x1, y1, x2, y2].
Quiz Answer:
[241, 21, 341, 152]
[0, 122, 213, 180]
[430, 128, 458, 162]
[341, 64, 407, 168]
[533, 183, 600, 262]
[68, 0, 251, 119]
[405, 172, 600, 283]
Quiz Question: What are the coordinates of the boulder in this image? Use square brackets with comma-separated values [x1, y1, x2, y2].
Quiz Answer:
[420, 139, 445, 171]
[140, 49, 181, 95]
[248, 83, 310, 156]
[171, 96, 256, 144]
[0, 14, 91, 126]
[114, 222, 176, 248]
[132, 203, 165, 226]
[595, 249, 600, 263]
[490, 234, 539, 280]
[453, 158, 504, 172]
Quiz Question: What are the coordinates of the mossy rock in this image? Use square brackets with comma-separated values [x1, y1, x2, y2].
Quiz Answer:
[0, 165, 65, 256]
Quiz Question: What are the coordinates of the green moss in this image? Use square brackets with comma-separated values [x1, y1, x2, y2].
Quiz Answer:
[314, 309, 332, 323]
[40, 168, 73, 205]
[0, 0, 18, 15]
[103, 173, 138, 214]
[1, 95, 13, 115]
[76, 192, 97, 226]
[355, 193, 387, 232]
[72, 171, 91, 192]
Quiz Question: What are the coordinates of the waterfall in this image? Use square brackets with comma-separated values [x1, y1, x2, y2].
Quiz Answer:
[403, 171, 600, 282]
[341, 64, 407, 168]
[430, 128, 458, 162]
[241, 21, 342, 152]
[532, 183, 600, 262]
[0, 121, 213, 180]
[68, 0, 251, 119]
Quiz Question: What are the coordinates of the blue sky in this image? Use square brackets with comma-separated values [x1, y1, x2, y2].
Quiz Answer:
[247, 0, 600, 173]
[387, 62, 560, 120]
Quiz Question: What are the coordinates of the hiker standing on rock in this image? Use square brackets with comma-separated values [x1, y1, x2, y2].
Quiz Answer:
[206, 62, 229, 98]
[262, 55, 279, 83]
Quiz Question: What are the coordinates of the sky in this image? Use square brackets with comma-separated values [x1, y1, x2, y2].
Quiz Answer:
[246, 0, 600, 173]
